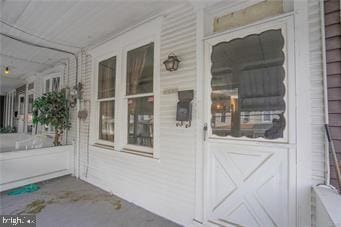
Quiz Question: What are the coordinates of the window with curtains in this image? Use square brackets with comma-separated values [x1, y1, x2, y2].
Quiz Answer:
[98, 56, 116, 142]
[210, 29, 286, 140]
[126, 43, 154, 148]
[44, 76, 61, 93]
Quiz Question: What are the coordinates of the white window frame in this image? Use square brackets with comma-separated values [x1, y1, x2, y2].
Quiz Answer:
[92, 52, 120, 148]
[89, 17, 161, 158]
[18, 94, 25, 116]
[26, 93, 34, 114]
[122, 39, 157, 154]
[43, 72, 63, 93]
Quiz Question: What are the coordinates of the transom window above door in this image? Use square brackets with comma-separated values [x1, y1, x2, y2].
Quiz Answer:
[210, 29, 286, 140]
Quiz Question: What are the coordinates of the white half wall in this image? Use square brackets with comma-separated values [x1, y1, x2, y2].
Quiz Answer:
[0, 145, 74, 192]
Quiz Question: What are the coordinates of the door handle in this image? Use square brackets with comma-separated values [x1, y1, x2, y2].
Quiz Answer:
[203, 123, 208, 141]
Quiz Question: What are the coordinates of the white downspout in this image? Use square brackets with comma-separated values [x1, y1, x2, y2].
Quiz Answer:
[76, 99, 80, 178]
[320, 0, 330, 185]
[76, 53, 81, 179]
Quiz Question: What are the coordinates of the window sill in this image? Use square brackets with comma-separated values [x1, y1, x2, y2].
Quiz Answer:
[120, 148, 154, 158]
[91, 144, 156, 159]
[92, 143, 115, 151]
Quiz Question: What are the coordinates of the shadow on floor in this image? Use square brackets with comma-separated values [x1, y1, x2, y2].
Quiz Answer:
[0, 176, 181, 227]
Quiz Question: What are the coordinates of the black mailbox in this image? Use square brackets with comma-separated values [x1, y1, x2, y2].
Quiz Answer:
[176, 90, 193, 128]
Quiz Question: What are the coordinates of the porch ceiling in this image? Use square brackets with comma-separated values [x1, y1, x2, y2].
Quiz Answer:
[0, 0, 184, 91]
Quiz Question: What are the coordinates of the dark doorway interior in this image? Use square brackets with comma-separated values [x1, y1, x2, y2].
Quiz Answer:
[0, 95, 5, 128]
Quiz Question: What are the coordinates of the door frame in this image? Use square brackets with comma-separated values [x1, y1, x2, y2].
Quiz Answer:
[194, 10, 312, 226]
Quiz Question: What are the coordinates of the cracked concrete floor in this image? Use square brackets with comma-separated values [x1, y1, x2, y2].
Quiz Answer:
[0, 176, 181, 227]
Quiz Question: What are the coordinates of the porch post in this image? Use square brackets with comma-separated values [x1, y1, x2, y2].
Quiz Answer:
[193, 2, 205, 224]
[294, 0, 312, 226]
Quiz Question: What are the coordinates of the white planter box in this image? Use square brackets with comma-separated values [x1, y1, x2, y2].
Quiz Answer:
[0, 145, 74, 192]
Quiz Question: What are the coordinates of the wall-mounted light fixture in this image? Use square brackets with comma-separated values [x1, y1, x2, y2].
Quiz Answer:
[4, 67, 10, 74]
[163, 53, 180, 72]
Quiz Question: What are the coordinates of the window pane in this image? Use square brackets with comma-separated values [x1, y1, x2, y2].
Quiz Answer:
[211, 29, 286, 139]
[98, 56, 116, 99]
[99, 101, 115, 142]
[52, 77, 60, 92]
[127, 96, 153, 147]
[28, 94, 34, 113]
[126, 43, 154, 95]
[45, 79, 50, 93]
[28, 82, 34, 90]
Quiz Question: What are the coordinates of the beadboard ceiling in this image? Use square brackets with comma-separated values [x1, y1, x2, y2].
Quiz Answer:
[0, 0, 186, 93]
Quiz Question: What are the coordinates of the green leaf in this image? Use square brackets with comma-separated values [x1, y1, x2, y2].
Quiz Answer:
[32, 91, 71, 145]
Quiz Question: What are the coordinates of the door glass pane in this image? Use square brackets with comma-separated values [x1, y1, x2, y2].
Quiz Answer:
[99, 101, 115, 142]
[126, 43, 154, 95]
[211, 29, 286, 139]
[98, 56, 116, 99]
[127, 96, 153, 147]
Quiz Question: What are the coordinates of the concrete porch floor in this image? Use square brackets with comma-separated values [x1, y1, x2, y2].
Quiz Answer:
[0, 176, 181, 227]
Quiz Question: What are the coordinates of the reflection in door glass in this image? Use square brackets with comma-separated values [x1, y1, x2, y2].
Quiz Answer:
[210, 29, 286, 139]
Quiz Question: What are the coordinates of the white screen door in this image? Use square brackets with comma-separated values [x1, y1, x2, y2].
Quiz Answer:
[203, 16, 296, 227]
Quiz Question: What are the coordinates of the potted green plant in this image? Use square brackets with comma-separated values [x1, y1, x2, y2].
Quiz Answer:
[32, 90, 71, 146]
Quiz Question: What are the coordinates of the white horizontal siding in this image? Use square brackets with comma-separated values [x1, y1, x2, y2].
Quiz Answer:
[308, 1, 326, 226]
[308, 0, 326, 186]
[74, 4, 197, 226]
